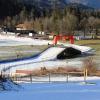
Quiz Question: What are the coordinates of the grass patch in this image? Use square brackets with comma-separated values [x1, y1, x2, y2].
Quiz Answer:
[0, 45, 48, 60]
[75, 40, 100, 54]
[75, 40, 100, 45]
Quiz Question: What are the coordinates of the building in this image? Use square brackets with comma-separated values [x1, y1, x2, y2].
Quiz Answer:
[16, 24, 27, 30]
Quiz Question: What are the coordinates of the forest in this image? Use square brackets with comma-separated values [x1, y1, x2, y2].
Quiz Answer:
[0, 0, 100, 36]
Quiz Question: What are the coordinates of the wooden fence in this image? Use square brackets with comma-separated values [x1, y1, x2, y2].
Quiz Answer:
[9, 68, 88, 83]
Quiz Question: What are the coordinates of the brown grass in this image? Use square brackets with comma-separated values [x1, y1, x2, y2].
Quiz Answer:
[15, 57, 99, 77]
[28, 67, 82, 76]
[94, 70, 100, 76]
[82, 57, 97, 75]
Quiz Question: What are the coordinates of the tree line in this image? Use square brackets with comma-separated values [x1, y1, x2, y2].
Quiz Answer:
[0, 0, 100, 37]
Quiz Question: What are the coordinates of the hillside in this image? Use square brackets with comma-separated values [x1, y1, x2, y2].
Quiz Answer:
[0, 0, 95, 20]
[22, 0, 100, 9]
[0, 0, 23, 19]
[67, 0, 100, 9]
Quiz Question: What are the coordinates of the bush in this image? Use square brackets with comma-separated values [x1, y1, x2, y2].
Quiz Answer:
[83, 57, 97, 75]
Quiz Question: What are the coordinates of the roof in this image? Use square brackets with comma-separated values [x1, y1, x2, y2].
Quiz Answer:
[16, 22, 33, 30]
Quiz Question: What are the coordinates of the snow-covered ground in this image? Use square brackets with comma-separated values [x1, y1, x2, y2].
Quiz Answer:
[0, 78, 20, 91]
[0, 34, 100, 100]
[0, 35, 53, 46]
[14, 76, 100, 83]
[0, 78, 100, 100]
[0, 45, 92, 76]
[0, 34, 94, 76]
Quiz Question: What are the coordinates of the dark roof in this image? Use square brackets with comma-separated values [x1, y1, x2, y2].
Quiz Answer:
[3, 27, 37, 34]
[15, 30, 37, 34]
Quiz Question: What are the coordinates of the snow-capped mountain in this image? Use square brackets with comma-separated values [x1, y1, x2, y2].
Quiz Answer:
[22, 0, 100, 9]
[67, 0, 100, 9]
[22, 0, 67, 9]
[67, 0, 88, 5]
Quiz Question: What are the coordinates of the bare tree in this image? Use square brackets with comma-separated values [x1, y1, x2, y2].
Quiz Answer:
[62, 12, 78, 35]
[19, 7, 28, 23]
[4, 16, 12, 28]
[88, 17, 100, 39]
[80, 17, 88, 37]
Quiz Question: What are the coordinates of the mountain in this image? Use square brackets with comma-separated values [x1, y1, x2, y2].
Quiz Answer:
[66, 0, 100, 9]
[0, 0, 99, 21]
[85, 0, 100, 9]
[22, 0, 100, 9]
[21, 0, 68, 9]
[66, 3, 93, 10]
[0, 0, 23, 19]
[21, 0, 94, 10]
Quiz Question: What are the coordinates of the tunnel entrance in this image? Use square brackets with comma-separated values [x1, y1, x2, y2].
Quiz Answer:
[57, 47, 81, 59]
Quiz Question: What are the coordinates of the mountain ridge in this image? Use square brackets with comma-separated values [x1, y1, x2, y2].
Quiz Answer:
[22, 0, 100, 9]
[66, 0, 100, 9]
[0, 0, 99, 21]
[21, 0, 94, 10]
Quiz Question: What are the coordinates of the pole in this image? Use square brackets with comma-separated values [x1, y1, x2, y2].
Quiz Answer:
[84, 68, 87, 83]
[49, 72, 51, 83]
[66, 73, 69, 83]
[30, 74, 32, 83]
[85, 68, 88, 82]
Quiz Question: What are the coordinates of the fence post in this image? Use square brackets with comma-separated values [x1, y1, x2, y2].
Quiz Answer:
[15, 75, 17, 82]
[30, 74, 32, 83]
[49, 73, 51, 83]
[66, 73, 69, 83]
[84, 68, 87, 83]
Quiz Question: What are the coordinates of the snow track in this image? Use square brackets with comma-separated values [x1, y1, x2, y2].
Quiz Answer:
[0, 35, 94, 76]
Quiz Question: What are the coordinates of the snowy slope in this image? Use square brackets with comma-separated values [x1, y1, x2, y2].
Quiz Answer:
[64, 44, 94, 54]
[0, 35, 94, 76]
[0, 47, 67, 75]
[38, 47, 65, 60]
[0, 45, 94, 76]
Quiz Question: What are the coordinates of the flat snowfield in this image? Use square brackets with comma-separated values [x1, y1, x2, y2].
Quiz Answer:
[0, 35, 53, 46]
[0, 79, 100, 100]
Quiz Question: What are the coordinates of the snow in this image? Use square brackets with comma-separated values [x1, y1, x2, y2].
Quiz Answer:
[0, 35, 94, 76]
[0, 46, 84, 76]
[64, 44, 93, 53]
[14, 76, 100, 83]
[0, 78, 100, 100]
[38, 47, 65, 60]
[0, 35, 94, 54]
[2, 79, 20, 91]
[0, 35, 53, 46]
[0, 35, 99, 100]
[0, 78, 20, 91]
[0, 59, 83, 76]
[0, 45, 93, 76]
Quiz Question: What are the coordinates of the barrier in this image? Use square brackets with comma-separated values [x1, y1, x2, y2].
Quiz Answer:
[10, 68, 88, 83]
[53, 35, 74, 45]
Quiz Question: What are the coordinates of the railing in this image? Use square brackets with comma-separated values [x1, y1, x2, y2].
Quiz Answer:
[9, 69, 88, 83]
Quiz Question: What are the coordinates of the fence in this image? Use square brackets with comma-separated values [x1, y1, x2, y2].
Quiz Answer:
[10, 69, 88, 83]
